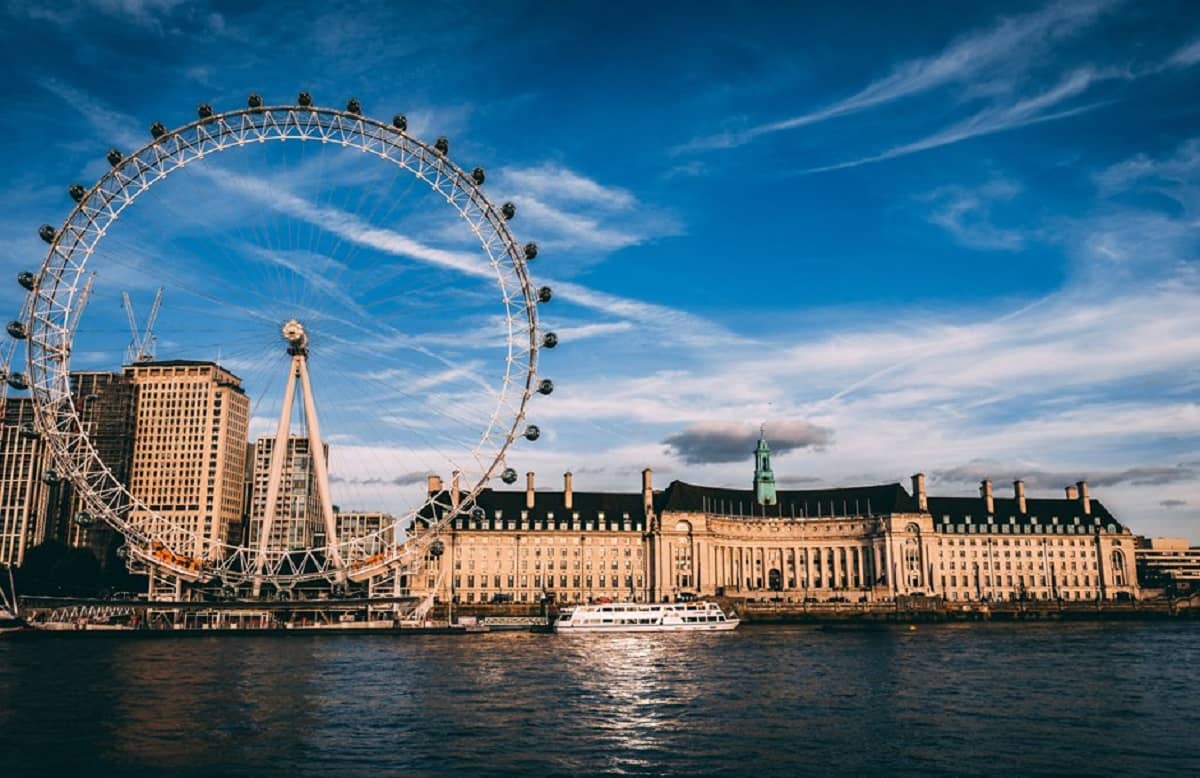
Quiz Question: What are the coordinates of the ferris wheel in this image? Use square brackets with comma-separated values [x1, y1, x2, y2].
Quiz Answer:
[5, 92, 559, 595]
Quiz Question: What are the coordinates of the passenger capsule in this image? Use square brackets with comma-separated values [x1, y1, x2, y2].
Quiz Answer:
[247, 93, 264, 109]
[75, 512, 95, 527]
[6, 372, 27, 390]
[501, 467, 518, 484]
[116, 545, 129, 559]
[434, 136, 449, 155]
[501, 201, 516, 220]
[541, 332, 558, 349]
[17, 271, 36, 290]
[7, 321, 27, 339]
[18, 422, 38, 439]
[471, 506, 486, 521]
[38, 225, 56, 243]
[197, 103, 214, 119]
[149, 121, 167, 139]
[297, 91, 313, 107]
[537, 286, 553, 303]
[346, 98, 362, 115]
[429, 539, 445, 558]
[41, 468, 59, 484]
[537, 379, 554, 395]
[523, 242, 538, 260]
[68, 184, 86, 203]
[524, 425, 541, 442]
[392, 114, 407, 131]
[471, 167, 486, 185]
[106, 149, 123, 167]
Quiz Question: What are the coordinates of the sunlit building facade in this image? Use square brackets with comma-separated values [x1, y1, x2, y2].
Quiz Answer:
[413, 432, 1140, 605]
[0, 398, 50, 566]
[124, 360, 249, 560]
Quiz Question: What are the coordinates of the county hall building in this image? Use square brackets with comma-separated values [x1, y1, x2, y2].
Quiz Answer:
[413, 432, 1140, 605]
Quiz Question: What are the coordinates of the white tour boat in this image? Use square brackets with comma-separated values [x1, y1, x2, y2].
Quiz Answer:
[553, 601, 739, 633]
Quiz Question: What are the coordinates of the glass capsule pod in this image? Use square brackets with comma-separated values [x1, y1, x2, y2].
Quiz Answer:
[524, 425, 540, 441]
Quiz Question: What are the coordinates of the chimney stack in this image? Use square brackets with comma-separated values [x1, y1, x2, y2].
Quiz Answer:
[911, 473, 928, 512]
[564, 471, 574, 510]
[427, 474, 443, 495]
[451, 470, 461, 510]
[1014, 480, 1027, 514]
[1077, 480, 1091, 515]
[526, 472, 536, 509]
[1065, 484, 1078, 500]
[980, 479, 994, 515]
[642, 468, 654, 514]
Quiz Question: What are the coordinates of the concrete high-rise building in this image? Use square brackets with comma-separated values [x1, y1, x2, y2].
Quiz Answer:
[124, 360, 249, 560]
[0, 398, 50, 566]
[59, 372, 137, 561]
[331, 510, 396, 554]
[248, 436, 326, 552]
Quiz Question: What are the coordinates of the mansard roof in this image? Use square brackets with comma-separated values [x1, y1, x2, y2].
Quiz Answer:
[926, 495, 1124, 533]
[416, 487, 648, 531]
[657, 480, 917, 517]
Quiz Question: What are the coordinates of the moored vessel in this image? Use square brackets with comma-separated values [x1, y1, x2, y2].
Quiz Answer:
[553, 601, 739, 633]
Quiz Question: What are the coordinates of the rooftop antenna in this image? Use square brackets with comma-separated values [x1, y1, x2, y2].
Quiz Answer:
[122, 287, 164, 364]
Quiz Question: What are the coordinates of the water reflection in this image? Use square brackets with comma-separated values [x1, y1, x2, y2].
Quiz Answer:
[1, 623, 1198, 775]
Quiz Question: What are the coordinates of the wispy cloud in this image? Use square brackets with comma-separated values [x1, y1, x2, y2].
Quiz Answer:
[926, 178, 1026, 251]
[800, 68, 1112, 174]
[933, 460, 1200, 491]
[497, 163, 680, 254]
[1167, 36, 1200, 69]
[680, 0, 1116, 152]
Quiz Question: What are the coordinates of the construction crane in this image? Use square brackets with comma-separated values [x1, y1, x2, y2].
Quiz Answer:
[122, 287, 163, 364]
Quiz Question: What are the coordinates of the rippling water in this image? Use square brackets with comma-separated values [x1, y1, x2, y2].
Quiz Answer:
[2, 622, 1198, 775]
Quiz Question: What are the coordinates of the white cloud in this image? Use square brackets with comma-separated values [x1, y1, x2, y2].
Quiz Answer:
[680, 0, 1116, 151]
[1167, 36, 1200, 69]
[801, 68, 1113, 174]
[926, 178, 1025, 251]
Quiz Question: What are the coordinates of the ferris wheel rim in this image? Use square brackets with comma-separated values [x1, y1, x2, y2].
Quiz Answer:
[21, 100, 547, 586]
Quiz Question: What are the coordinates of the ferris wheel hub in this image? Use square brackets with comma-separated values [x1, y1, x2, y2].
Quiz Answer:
[281, 319, 308, 351]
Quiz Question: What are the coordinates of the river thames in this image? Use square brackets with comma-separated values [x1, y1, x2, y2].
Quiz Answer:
[1, 622, 1198, 775]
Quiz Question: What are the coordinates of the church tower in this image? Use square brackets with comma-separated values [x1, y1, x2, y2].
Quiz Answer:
[753, 425, 777, 506]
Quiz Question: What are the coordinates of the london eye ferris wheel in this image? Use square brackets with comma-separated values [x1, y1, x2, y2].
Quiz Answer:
[3, 92, 558, 596]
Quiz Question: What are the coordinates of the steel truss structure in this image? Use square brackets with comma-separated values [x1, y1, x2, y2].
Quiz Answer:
[14, 99, 553, 593]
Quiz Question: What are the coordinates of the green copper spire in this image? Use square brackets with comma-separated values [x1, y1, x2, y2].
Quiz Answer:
[753, 424, 777, 506]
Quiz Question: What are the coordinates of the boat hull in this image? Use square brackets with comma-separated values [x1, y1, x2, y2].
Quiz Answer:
[556, 619, 739, 633]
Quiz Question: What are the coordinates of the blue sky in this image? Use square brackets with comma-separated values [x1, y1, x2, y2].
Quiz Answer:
[1, 0, 1198, 540]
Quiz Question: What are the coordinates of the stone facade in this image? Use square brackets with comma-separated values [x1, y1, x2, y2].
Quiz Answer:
[124, 360, 249, 560]
[411, 455, 1139, 605]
